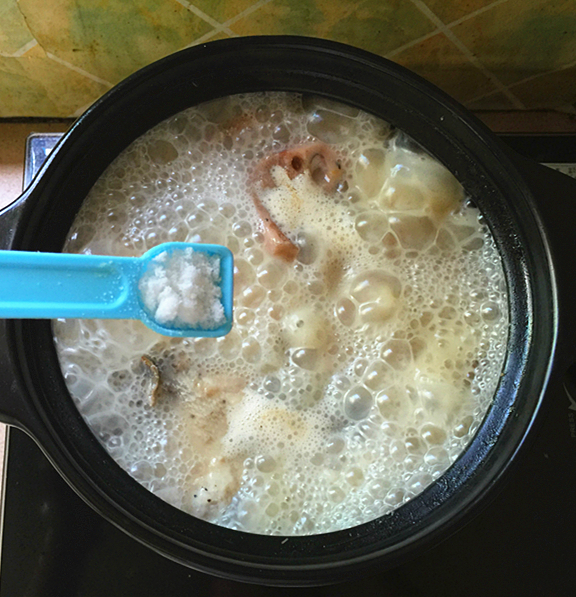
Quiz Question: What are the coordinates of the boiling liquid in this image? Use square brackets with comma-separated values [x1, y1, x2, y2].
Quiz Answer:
[53, 93, 508, 535]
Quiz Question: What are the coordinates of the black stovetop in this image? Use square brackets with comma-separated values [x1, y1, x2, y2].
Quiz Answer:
[1, 134, 576, 596]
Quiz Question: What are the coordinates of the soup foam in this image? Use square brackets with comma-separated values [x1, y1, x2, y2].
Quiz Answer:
[53, 92, 508, 535]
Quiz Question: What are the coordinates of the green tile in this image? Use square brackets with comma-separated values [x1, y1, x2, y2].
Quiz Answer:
[18, 0, 214, 84]
[0, 0, 35, 55]
[421, 0, 498, 25]
[451, 0, 576, 86]
[0, 46, 110, 117]
[232, 0, 436, 56]
[392, 32, 498, 103]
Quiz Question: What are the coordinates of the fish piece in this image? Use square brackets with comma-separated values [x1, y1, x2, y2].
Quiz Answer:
[194, 374, 246, 400]
[189, 457, 242, 518]
[141, 354, 161, 407]
[177, 374, 246, 515]
[184, 374, 246, 449]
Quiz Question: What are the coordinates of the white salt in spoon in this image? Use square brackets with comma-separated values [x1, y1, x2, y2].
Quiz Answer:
[0, 242, 233, 337]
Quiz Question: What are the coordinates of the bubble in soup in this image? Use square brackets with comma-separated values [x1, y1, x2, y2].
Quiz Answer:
[53, 92, 508, 535]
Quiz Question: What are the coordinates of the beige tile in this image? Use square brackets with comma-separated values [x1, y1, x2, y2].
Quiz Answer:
[0, 0, 35, 56]
[231, 0, 436, 56]
[392, 32, 498, 104]
[450, 0, 576, 86]
[17, 0, 213, 85]
[0, 45, 110, 117]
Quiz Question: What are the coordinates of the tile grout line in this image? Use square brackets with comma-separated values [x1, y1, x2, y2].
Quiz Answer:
[465, 56, 576, 106]
[385, 30, 440, 59]
[505, 56, 576, 89]
[4, 0, 523, 114]
[46, 52, 114, 88]
[184, 0, 274, 48]
[12, 39, 37, 57]
[0, 0, 511, 62]
[184, 27, 232, 48]
[410, 0, 526, 109]
[0, 0, 521, 108]
[62, 0, 274, 114]
[4, 0, 271, 97]
[463, 88, 501, 106]
[446, 0, 512, 29]
[0, 39, 38, 58]
[173, 0, 236, 36]
[220, 0, 275, 29]
[386, 0, 510, 60]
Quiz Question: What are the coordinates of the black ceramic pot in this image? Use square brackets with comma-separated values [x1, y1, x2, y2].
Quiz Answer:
[1, 37, 575, 586]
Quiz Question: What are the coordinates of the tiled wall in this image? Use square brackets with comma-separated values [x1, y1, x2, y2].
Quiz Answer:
[1, 0, 575, 117]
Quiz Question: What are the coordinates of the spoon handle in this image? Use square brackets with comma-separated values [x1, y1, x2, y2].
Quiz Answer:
[0, 250, 140, 319]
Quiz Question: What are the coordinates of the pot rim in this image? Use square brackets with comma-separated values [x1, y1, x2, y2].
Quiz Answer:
[0, 36, 558, 584]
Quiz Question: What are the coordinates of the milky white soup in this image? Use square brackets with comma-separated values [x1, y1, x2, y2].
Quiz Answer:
[53, 93, 508, 535]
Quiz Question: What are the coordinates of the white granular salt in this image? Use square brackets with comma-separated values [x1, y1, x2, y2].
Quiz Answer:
[139, 248, 225, 329]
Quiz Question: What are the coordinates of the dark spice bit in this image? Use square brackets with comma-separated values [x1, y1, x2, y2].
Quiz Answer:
[141, 354, 161, 407]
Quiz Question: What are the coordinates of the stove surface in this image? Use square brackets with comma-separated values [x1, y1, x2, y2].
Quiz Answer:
[1, 134, 575, 596]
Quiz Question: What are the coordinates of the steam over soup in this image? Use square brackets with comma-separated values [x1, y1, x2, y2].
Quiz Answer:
[54, 93, 508, 535]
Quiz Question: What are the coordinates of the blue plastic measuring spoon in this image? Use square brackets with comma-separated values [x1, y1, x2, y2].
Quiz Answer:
[0, 242, 233, 337]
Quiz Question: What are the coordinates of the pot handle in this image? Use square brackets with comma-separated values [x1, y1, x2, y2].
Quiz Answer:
[0, 191, 43, 434]
[505, 147, 576, 370]
[0, 191, 28, 251]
